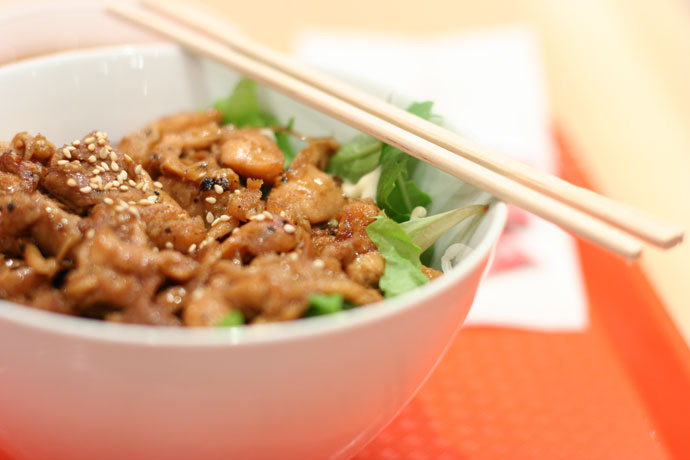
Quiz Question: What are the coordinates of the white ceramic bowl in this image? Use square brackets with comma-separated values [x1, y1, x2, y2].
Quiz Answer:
[0, 45, 507, 460]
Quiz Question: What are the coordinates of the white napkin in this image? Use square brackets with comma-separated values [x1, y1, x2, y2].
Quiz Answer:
[294, 27, 588, 331]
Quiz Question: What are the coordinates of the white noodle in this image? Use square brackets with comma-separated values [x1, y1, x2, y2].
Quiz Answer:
[441, 243, 472, 273]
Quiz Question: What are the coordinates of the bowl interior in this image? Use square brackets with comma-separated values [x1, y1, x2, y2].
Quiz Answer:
[0, 44, 506, 344]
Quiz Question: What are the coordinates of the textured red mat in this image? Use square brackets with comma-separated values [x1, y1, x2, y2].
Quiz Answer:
[353, 132, 690, 460]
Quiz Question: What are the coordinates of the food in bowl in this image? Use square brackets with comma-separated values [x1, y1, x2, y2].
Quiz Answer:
[0, 45, 507, 460]
[0, 78, 486, 326]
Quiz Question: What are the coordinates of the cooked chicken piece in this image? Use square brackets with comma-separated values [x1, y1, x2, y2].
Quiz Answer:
[10, 132, 55, 163]
[422, 265, 443, 280]
[225, 178, 265, 221]
[219, 213, 300, 261]
[158, 167, 240, 222]
[63, 223, 197, 325]
[267, 165, 344, 224]
[118, 109, 222, 168]
[0, 150, 45, 194]
[312, 199, 381, 266]
[219, 128, 284, 182]
[346, 252, 385, 287]
[289, 138, 339, 171]
[0, 192, 83, 259]
[218, 252, 383, 322]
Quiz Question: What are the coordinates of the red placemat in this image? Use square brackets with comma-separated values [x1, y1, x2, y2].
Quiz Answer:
[352, 132, 690, 460]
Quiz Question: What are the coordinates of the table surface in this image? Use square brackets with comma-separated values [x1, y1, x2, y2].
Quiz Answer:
[186, 0, 690, 342]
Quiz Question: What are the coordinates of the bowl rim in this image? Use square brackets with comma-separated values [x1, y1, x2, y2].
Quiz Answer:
[0, 44, 508, 347]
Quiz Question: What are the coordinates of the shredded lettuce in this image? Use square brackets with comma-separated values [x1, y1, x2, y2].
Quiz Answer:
[216, 309, 245, 327]
[366, 215, 429, 298]
[214, 78, 297, 164]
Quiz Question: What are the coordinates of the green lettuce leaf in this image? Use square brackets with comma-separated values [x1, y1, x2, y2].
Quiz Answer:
[216, 309, 245, 327]
[400, 204, 488, 251]
[276, 117, 297, 166]
[306, 293, 356, 316]
[375, 101, 435, 222]
[327, 134, 382, 183]
[366, 215, 429, 298]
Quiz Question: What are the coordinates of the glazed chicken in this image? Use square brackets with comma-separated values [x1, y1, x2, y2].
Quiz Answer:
[0, 109, 442, 326]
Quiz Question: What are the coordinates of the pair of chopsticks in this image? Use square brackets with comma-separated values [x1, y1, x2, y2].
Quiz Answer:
[108, 1, 684, 260]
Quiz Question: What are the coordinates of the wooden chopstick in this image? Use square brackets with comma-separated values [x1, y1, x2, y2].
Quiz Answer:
[141, 0, 684, 250]
[108, 2, 647, 260]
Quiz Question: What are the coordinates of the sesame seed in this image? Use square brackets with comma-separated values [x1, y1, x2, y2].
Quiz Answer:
[79, 186, 92, 193]
[232, 227, 240, 235]
[112, 180, 121, 187]
[213, 184, 223, 194]
[220, 215, 231, 222]
[147, 195, 157, 204]
[165, 242, 173, 249]
[142, 183, 150, 192]
[57, 160, 68, 166]
[97, 139, 106, 146]
[45, 207, 52, 213]
[118, 200, 129, 208]
[154, 181, 163, 189]
[86, 229, 95, 239]
[86, 155, 96, 163]
[279, 211, 286, 217]
[72, 140, 80, 146]
[110, 152, 117, 162]
[249, 213, 266, 221]
[138, 199, 150, 206]
[284, 224, 296, 234]
[233, 189, 241, 195]
[99, 149, 108, 159]
[118, 171, 127, 182]
[84, 136, 95, 144]
[124, 153, 132, 162]
[104, 197, 114, 205]
[92, 169, 101, 176]
[135, 182, 144, 190]
[62, 147, 71, 157]
[100, 162, 110, 171]
[263, 211, 273, 218]
[135, 164, 143, 175]
[87, 143, 96, 152]
[102, 132, 108, 139]
[211, 217, 221, 227]
[67, 178, 77, 187]
[289, 253, 299, 261]
[119, 185, 129, 191]
[129, 207, 140, 218]
[67, 146, 76, 152]
[128, 179, 136, 187]
[111, 162, 119, 172]
[188, 244, 197, 253]
[205, 197, 217, 204]
[206, 212, 214, 224]
[312, 259, 325, 269]
[127, 200, 135, 205]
